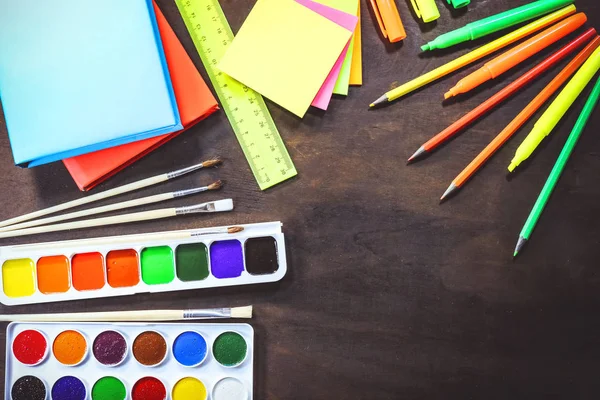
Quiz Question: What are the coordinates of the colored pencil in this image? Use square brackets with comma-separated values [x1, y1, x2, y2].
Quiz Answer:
[0, 306, 253, 322]
[0, 158, 222, 229]
[407, 28, 596, 164]
[441, 36, 600, 201]
[0, 181, 223, 233]
[514, 76, 600, 256]
[0, 199, 234, 239]
[368, 6, 576, 107]
[444, 13, 587, 98]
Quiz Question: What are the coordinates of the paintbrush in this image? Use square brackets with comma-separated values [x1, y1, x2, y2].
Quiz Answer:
[14, 226, 245, 251]
[0, 306, 252, 322]
[0, 181, 224, 233]
[0, 199, 234, 239]
[0, 158, 222, 229]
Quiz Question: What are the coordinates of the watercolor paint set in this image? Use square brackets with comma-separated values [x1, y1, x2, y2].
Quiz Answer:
[6, 322, 253, 400]
[0, 222, 286, 306]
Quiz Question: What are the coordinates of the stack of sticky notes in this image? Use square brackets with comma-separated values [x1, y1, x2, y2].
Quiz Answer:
[0, 0, 218, 190]
[219, 0, 362, 117]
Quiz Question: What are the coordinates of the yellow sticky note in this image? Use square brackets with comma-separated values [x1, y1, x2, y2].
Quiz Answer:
[349, 3, 362, 86]
[315, 0, 360, 95]
[219, 0, 352, 117]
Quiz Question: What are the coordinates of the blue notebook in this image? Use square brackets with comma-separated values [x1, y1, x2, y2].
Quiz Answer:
[0, 0, 181, 167]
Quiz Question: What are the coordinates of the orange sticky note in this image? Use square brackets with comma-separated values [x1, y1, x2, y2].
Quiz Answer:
[349, 3, 362, 85]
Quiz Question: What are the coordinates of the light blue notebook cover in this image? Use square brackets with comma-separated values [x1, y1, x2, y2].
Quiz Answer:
[0, 0, 182, 167]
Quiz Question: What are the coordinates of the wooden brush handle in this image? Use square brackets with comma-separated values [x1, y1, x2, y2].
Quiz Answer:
[0, 310, 185, 322]
[0, 208, 177, 239]
[0, 193, 174, 233]
[0, 175, 166, 229]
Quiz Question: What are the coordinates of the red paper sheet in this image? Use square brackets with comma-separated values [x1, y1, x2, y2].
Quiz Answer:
[63, 2, 218, 191]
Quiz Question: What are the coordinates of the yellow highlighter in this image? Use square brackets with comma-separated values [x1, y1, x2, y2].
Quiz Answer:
[508, 45, 600, 172]
[410, 0, 440, 23]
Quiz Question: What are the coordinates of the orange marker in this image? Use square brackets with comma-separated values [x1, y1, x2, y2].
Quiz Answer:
[445, 13, 587, 99]
[369, 0, 406, 42]
[441, 35, 600, 201]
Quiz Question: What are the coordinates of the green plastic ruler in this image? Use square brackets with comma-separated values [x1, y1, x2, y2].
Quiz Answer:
[175, 0, 297, 190]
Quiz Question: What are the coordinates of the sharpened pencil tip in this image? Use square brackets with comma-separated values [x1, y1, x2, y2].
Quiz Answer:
[407, 146, 427, 164]
[513, 237, 527, 258]
[370, 95, 389, 109]
[440, 183, 458, 203]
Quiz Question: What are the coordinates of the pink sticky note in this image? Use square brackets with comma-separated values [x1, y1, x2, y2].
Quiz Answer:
[296, 0, 358, 110]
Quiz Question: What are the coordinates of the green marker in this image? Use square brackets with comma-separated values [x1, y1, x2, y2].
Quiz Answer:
[513, 76, 600, 257]
[422, 0, 574, 51]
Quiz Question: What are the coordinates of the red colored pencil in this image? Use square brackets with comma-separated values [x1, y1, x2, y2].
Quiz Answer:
[407, 28, 597, 163]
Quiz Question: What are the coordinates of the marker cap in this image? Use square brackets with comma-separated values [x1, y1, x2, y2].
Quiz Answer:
[447, 0, 470, 9]
[369, 0, 407, 42]
[411, 0, 440, 23]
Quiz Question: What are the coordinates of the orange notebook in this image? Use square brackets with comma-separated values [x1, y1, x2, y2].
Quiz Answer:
[63, 2, 218, 191]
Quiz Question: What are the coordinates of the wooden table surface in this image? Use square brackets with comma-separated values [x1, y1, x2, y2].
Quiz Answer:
[1, 0, 600, 398]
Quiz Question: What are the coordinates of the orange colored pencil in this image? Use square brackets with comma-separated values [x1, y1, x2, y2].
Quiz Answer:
[445, 13, 587, 99]
[441, 35, 600, 201]
[407, 28, 596, 164]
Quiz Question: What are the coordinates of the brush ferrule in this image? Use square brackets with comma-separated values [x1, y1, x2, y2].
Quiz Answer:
[167, 163, 205, 179]
[173, 187, 208, 198]
[175, 202, 211, 215]
[183, 308, 230, 319]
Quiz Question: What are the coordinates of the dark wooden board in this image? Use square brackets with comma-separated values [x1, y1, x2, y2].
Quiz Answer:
[1, 0, 600, 398]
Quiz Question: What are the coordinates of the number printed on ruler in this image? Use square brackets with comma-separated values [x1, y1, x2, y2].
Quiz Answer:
[176, 0, 297, 190]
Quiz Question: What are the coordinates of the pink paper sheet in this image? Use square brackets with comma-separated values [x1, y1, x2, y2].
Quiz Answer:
[296, 0, 358, 110]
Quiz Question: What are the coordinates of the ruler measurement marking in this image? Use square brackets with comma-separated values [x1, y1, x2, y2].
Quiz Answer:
[176, 0, 296, 189]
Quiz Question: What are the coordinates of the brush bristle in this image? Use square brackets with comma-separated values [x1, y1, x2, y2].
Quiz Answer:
[227, 226, 244, 234]
[208, 180, 224, 190]
[230, 305, 253, 319]
[202, 158, 223, 168]
[209, 199, 234, 212]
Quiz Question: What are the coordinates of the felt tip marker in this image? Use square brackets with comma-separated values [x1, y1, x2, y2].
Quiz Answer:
[444, 13, 587, 99]
[422, 0, 574, 51]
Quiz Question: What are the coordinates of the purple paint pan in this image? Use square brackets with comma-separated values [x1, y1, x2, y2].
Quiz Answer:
[210, 240, 244, 279]
[92, 330, 127, 366]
